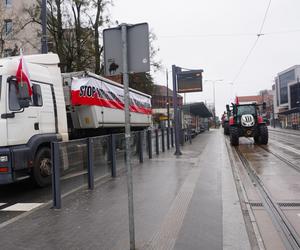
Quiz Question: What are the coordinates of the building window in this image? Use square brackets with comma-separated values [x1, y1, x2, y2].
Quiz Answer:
[279, 69, 295, 105]
[275, 78, 279, 107]
[4, 0, 12, 7]
[290, 83, 300, 109]
[4, 19, 13, 35]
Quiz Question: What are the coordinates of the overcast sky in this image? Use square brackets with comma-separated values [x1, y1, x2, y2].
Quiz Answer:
[110, 0, 300, 116]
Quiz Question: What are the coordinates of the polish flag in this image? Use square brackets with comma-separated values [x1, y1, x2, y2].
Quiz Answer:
[16, 55, 32, 97]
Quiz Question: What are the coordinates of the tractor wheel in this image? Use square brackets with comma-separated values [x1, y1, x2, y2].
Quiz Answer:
[224, 123, 230, 135]
[254, 135, 259, 144]
[230, 127, 239, 146]
[259, 125, 268, 145]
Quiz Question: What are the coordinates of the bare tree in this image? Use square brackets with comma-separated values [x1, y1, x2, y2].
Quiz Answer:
[87, 0, 112, 74]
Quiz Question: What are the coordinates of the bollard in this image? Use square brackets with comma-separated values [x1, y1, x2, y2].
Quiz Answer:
[161, 128, 165, 152]
[171, 127, 174, 147]
[180, 129, 184, 146]
[147, 130, 152, 159]
[138, 131, 144, 163]
[51, 141, 61, 209]
[188, 128, 192, 144]
[167, 127, 170, 150]
[110, 134, 117, 177]
[155, 129, 159, 155]
[87, 137, 94, 190]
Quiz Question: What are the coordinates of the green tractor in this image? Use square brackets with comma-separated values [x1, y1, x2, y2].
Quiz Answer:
[226, 102, 268, 146]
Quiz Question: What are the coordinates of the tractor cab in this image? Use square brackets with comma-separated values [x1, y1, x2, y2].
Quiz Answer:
[228, 102, 268, 146]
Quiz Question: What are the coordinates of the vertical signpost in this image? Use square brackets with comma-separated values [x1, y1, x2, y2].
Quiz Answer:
[172, 66, 203, 155]
[103, 23, 150, 250]
[172, 65, 182, 156]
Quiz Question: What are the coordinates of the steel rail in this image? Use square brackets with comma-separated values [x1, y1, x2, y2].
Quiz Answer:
[269, 129, 300, 137]
[234, 145, 300, 250]
[245, 137, 300, 173]
[260, 145, 300, 173]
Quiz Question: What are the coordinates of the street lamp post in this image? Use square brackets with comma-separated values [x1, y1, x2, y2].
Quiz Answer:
[205, 79, 223, 128]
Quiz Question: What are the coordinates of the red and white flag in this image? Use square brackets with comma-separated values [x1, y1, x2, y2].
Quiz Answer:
[235, 96, 239, 105]
[16, 55, 32, 96]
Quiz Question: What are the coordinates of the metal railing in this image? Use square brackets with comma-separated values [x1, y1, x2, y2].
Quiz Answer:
[51, 127, 189, 208]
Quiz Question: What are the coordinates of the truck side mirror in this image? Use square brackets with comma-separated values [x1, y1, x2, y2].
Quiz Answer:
[226, 104, 230, 112]
[19, 99, 30, 109]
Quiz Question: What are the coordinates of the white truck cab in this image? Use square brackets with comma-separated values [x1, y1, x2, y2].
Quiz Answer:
[0, 54, 68, 186]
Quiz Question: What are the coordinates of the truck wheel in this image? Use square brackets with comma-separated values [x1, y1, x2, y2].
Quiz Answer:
[32, 147, 52, 187]
[254, 135, 259, 144]
[259, 125, 268, 145]
[230, 127, 239, 146]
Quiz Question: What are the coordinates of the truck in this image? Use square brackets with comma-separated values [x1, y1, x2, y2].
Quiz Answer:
[0, 54, 152, 186]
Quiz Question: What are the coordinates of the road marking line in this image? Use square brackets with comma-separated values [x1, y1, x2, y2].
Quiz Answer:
[1, 203, 43, 212]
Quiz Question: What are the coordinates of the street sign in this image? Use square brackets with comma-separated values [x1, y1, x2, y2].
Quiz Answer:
[103, 23, 150, 76]
[177, 70, 203, 93]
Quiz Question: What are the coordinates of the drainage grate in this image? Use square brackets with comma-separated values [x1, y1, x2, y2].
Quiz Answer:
[249, 202, 263, 207]
[278, 202, 300, 207]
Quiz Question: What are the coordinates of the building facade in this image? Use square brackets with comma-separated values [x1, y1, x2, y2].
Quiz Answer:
[274, 65, 300, 129]
[1, 0, 39, 57]
[151, 84, 183, 127]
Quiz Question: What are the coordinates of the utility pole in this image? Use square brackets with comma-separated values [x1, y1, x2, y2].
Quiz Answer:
[172, 65, 182, 155]
[205, 80, 223, 128]
[166, 69, 170, 129]
[213, 81, 216, 128]
[41, 0, 48, 53]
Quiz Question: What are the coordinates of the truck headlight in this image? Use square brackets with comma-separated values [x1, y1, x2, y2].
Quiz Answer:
[0, 156, 8, 162]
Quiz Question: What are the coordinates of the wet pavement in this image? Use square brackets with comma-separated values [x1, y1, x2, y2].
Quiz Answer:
[0, 130, 251, 250]
[229, 131, 300, 249]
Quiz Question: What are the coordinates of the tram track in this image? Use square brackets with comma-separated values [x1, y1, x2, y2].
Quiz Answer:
[244, 137, 300, 173]
[269, 129, 300, 137]
[231, 141, 300, 250]
[260, 144, 300, 173]
[226, 132, 300, 249]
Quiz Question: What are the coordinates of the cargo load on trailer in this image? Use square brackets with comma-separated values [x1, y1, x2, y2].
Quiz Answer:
[0, 54, 152, 186]
[62, 71, 151, 138]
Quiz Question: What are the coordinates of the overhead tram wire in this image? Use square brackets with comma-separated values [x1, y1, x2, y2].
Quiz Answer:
[159, 28, 300, 39]
[232, 0, 272, 84]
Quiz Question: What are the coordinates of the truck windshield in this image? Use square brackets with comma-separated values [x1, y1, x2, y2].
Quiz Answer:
[237, 105, 256, 116]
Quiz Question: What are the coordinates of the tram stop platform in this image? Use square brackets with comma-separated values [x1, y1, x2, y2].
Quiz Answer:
[0, 130, 252, 250]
